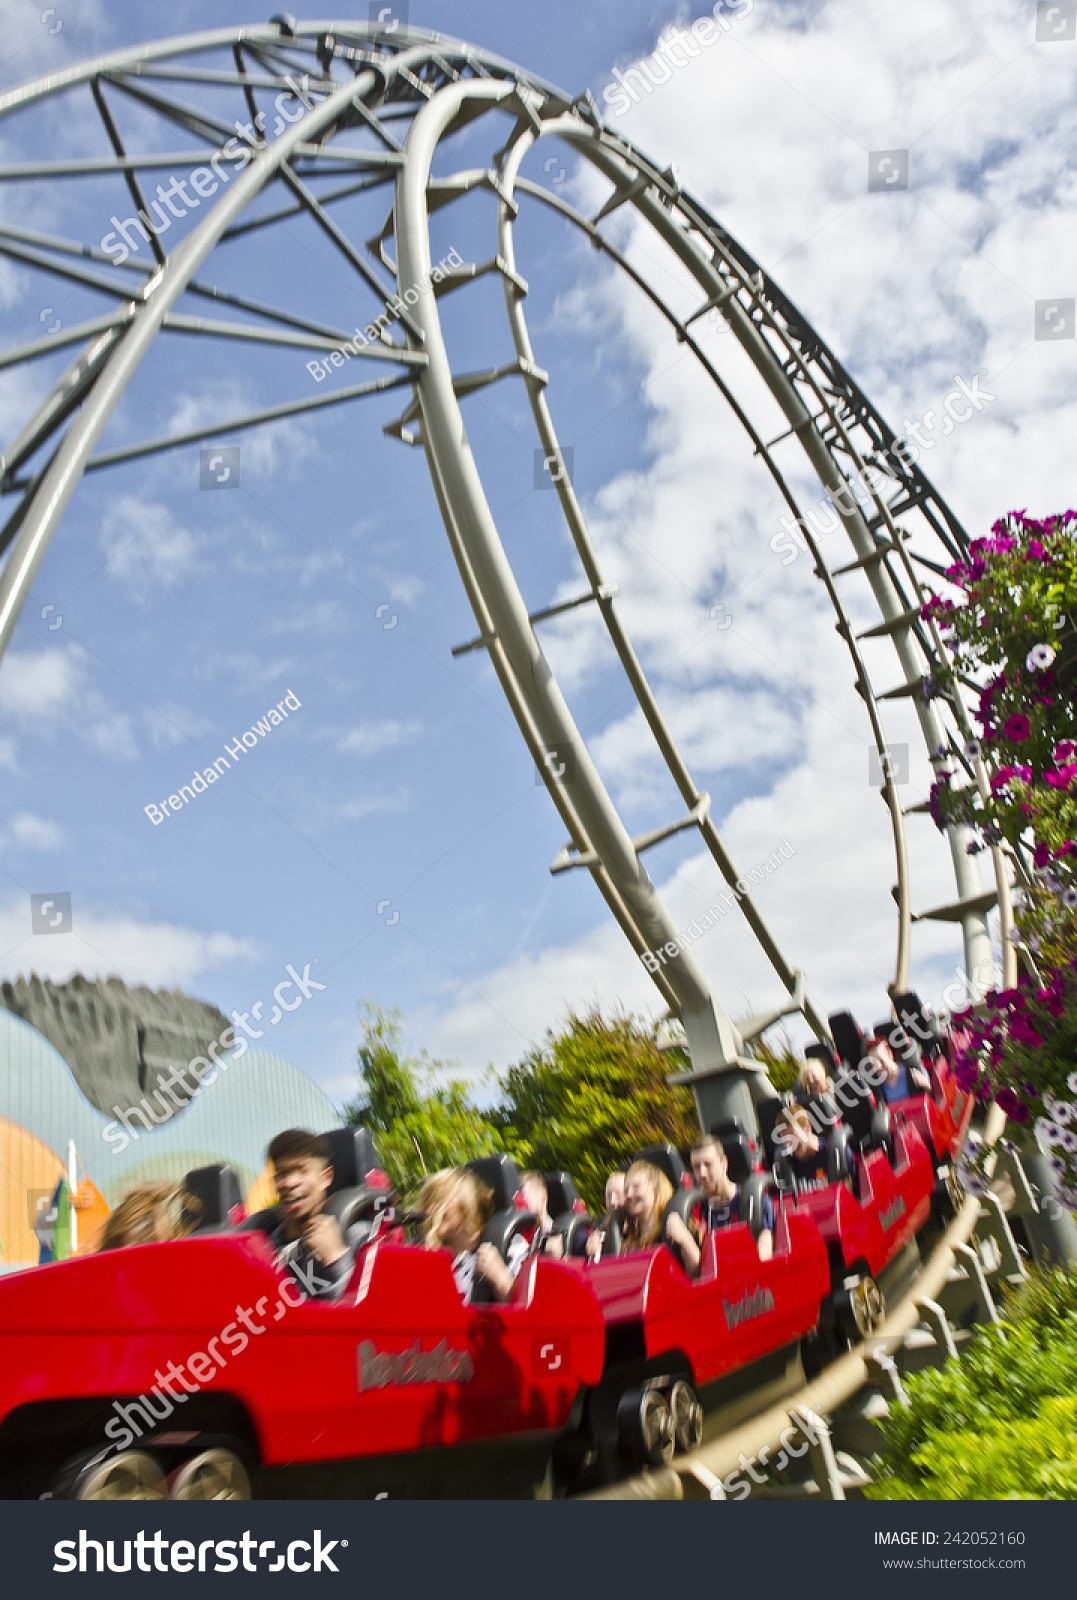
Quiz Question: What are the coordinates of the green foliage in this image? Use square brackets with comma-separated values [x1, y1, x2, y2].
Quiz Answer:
[493, 1006, 701, 1212]
[342, 1001, 503, 1198]
[868, 1265, 1077, 1500]
[869, 1397, 1077, 1500]
[747, 1029, 800, 1095]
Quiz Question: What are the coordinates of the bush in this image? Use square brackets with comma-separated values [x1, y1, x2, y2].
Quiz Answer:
[867, 1266, 1077, 1499]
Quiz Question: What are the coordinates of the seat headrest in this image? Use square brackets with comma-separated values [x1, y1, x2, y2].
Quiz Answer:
[755, 1099, 785, 1163]
[322, 1127, 385, 1195]
[891, 990, 944, 1056]
[708, 1117, 753, 1184]
[544, 1171, 583, 1216]
[182, 1164, 244, 1231]
[632, 1142, 687, 1190]
[466, 1153, 520, 1213]
[828, 1011, 866, 1069]
[805, 1040, 840, 1074]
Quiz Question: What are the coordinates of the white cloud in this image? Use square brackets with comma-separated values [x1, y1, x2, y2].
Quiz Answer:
[411, 0, 1054, 1074]
[99, 492, 201, 595]
[0, 644, 81, 722]
[318, 719, 423, 758]
[0, 895, 260, 991]
[166, 383, 317, 482]
[7, 812, 65, 851]
[0, 643, 137, 761]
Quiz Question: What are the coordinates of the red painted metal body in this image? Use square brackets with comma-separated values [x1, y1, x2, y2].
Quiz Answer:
[0, 1231, 605, 1466]
[567, 1211, 830, 1384]
[791, 1118, 934, 1276]
[888, 1059, 973, 1165]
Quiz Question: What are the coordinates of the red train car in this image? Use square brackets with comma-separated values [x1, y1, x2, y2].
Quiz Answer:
[0, 1229, 604, 1501]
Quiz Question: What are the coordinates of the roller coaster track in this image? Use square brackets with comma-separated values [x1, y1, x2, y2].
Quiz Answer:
[0, 19, 1058, 1498]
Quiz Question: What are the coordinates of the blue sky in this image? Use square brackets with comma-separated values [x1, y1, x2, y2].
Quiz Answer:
[0, 1, 1074, 1109]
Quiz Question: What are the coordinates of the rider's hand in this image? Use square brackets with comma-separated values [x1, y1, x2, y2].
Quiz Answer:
[304, 1212, 346, 1266]
[476, 1241, 515, 1300]
[665, 1212, 692, 1249]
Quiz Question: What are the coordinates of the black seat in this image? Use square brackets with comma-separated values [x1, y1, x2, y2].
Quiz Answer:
[544, 1170, 591, 1255]
[826, 1123, 857, 1186]
[738, 1172, 774, 1240]
[465, 1155, 535, 1295]
[891, 990, 946, 1059]
[827, 1014, 879, 1146]
[323, 1127, 384, 1193]
[709, 1117, 754, 1184]
[320, 1125, 393, 1237]
[467, 1152, 519, 1212]
[828, 1011, 867, 1071]
[756, 1098, 787, 1165]
[805, 1040, 841, 1075]
[544, 1170, 583, 1221]
[182, 1164, 243, 1233]
[632, 1142, 689, 1190]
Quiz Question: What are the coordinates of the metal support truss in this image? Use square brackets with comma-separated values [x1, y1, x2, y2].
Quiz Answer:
[0, 20, 1018, 1139]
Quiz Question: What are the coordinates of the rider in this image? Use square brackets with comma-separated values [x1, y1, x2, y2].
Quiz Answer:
[247, 1129, 360, 1301]
[868, 1029, 931, 1103]
[585, 1160, 672, 1261]
[665, 1135, 774, 1274]
[419, 1167, 527, 1304]
[775, 1105, 854, 1192]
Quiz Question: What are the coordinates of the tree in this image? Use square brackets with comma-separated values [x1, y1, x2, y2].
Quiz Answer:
[494, 1006, 701, 1212]
[342, 1001, 503, 1197]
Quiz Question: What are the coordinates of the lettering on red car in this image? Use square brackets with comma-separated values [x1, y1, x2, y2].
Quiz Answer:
[357, 1338, 474, 1392]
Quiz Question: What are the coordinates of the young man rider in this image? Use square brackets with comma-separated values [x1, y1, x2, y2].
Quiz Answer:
[664, 1134, 774, 1275]
[247, 1128, 364, 1301]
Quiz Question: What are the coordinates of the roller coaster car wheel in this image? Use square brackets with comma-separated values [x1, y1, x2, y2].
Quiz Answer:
[668, 1379, 703, 1454]
[71, 1450, 167, 1500]
[169, 1447, 251, 1501]
[834, 1274, 886, 1343]
[617, 1387, 674, 1467]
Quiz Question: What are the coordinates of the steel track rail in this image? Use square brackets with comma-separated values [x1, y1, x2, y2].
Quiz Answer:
[0, 21, 1017, 1113]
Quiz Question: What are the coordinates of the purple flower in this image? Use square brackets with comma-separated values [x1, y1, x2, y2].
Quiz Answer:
[995, 1088, 1029, 1123]
[1009, 1014, 1043, 1048]
[953, 1060, 981, 1093]
[1003, 714, 1031, 742]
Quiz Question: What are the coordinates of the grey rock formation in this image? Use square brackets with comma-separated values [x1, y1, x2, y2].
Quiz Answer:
[0, 973, 230, 1118]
